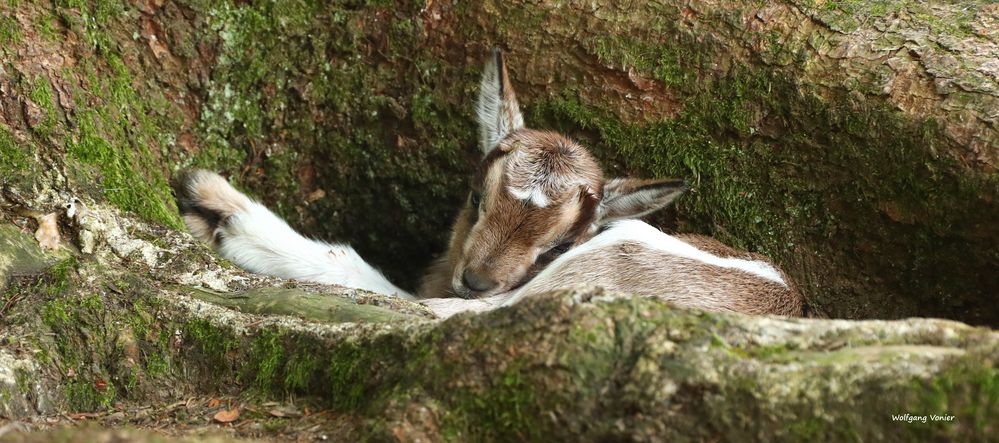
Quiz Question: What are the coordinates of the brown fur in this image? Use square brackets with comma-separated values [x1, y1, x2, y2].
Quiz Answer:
[173, 170, 250, 246]
[517, 241, 804, 316]
[173, 49, 808, 318]
[414, 50, 807, 317]
[418, 130, 604, 298]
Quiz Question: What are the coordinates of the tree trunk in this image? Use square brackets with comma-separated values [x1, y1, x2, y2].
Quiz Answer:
[1, 0, 998, 440]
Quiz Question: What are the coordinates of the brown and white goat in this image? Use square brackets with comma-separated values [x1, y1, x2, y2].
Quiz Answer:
[174, 50, 804, 318]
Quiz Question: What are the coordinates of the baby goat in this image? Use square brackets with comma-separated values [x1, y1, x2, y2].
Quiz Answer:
[175, 50, 804, 318]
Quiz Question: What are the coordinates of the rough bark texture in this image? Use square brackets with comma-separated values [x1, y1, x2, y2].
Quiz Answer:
[1, 0, 998, 440]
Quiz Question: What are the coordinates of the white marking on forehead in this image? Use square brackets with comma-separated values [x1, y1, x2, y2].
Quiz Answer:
[502, 148, 589, 208]
[507, 186, 550, 207]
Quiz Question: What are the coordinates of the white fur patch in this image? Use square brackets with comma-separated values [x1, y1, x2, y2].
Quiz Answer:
[502, 148, 589, 208]
[585, 220, 786, 285]
[503, 219, 787, 307]
[507, 185, 550, 207]
[420, 292, 514, 319]
[215, 200, 413, 298]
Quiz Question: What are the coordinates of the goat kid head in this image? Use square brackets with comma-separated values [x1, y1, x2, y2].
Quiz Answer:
[444, 49, 687, 299]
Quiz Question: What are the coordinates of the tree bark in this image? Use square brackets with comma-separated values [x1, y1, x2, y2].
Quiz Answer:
[1, 0, 998, 439]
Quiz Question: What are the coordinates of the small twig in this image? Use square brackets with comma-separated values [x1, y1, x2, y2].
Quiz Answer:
[0, 293, 23, 318]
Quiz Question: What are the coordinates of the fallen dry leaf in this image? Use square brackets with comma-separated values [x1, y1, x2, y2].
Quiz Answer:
[68, 412, 101, 420]
[213, 407, 240, 423]
[207, 398, 221, 408]
[627, 67, 657, 91]
[305, 188, 326, 203]
[268, 406, 302, 418]
[34, 212, 60, 251]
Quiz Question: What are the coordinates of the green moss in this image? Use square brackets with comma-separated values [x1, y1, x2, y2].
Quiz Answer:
[88, 0, 123, 25]
[18, 258, 136, 412]
[35, 263, 86, 371]
[183, 318, 239, 379]
[323, 342, 371, 411]
[442, 365, 543, 441]
[529, 63, 998, 323]
[34, 258, 78, 317]
[177, 320, 423, 417]
[17, 6, 182, 229]
[66, 110, 180, 228]
[710, 332, 769, 359]
[750, 343, 794, 359]
[176, 319, 408, 413]
[784, 416, 825, 440]
[28, 76, 60, 138]
[33, 13, 59, 41]
[40, 298, 73, 327]
[250, 330, 286, 389]
[807, 0, 982, 37]
[916, 361, 999, 434]
[588, 34, 693, 88]
[9, 258, 195, 411]
[56, 0, 85, 9]
[14, 371, 30, 395]
[145, 353, 169, 377]
[52, 0, 119, 54]
[0, 14, 20, 45]
[0, 126, 33, 181]
[65, 379, 116, 411]
[125, 297, 154, 342]
[283, 353, 319, 392]
[192, 0, 474, 288]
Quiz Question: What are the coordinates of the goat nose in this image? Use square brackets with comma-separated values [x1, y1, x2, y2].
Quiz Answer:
[462, 269, 498, 292]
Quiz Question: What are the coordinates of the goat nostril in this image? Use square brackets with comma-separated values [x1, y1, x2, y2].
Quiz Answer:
[462, 269, 498, 292]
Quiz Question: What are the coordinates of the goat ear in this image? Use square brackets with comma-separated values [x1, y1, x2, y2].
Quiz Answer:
[477, 48, 524, 154]
[596, 178, 687, 226]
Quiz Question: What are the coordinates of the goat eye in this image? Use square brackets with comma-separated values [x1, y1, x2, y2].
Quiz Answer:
[550, 241, 573, 255]
[470, 192, 482, 208]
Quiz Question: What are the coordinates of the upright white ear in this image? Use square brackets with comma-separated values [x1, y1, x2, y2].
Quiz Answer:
[477, 48, 524, 154]
[596, 178, 688, 226]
